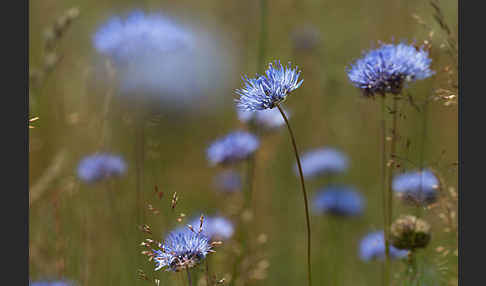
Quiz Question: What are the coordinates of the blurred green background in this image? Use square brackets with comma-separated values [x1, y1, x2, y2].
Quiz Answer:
[29, 0, 458, 285]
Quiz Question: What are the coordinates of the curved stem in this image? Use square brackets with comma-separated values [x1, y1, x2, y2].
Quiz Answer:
[276, 103, 312, 286]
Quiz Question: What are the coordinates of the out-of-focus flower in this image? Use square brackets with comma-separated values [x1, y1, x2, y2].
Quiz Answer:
[207, 131, 259, 166]
[347, 42, 434, 96]
[290, 25, 321, 52]
[312, 185, 365, 217]
[77, 153, 126, 183]
[237, 107, 289, 131]
[392, 169, 440, 205]
[296, 147, 349, 179]
[187, 216, 234, 240]
[153, 227, 213, 272]
[359, 231, 409, 261]
[30, 280, 75, 286]
[213, 170, 242, 193]
[235, 60, 303, 111]
[93, 10, 233, 110]
[390, 215, 431, 250]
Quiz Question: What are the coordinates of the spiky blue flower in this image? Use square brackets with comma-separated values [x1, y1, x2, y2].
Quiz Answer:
[213, 170, 242, 193]
[77, 153, 126, 183]
[237, 107, 289, 131]
[207, 131, 259, 166]
[235, 60, 303, 111]
[347, 42, 434, 96]
[30, 281, 75, 286]
[359, 231, 409, 262]
[296, 147, 349, 179]
[392, 169, 440, 205]
[153, 228, 212, 272]
[312, 185, 365, 217]
[188, 216, 234, 240]
[93, 11, 191, 65]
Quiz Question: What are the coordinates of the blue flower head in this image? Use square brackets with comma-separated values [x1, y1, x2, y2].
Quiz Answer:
[235, 60, 303, 111]
[30, 280, 75, 286]
[359, 231, 409, 262]
[213, 170, 242, 193]
[237, 107, 289, 131]
[392, 169, 440, 205]
[188, 216, 234, 240]
[347, 42, 434, 96]
[153, 227, 213, 272]
[207, 131, 260, 166]
[77, 153, 126, 183]
[312, 185, 365, 217]
[296, 148, 349, 179]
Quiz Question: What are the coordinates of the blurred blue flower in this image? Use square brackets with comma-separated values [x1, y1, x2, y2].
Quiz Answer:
[207, 131, 259, 166]
[30, 281, 75, 286]
[312, 185, 365, 217]
[213, 170, 242, 193]
[237, 107, 289, 131]
[188, 216, 234, 240]
[347, 42, 434, 96]
[359, 231, 409, 262]
[92, 10, 234, 111]
[153, 227, 212, 272]
[296, 147, 349, 179]
[77, 153, 126, 183]
[392, 169, 440, 205]
[235, 60, 303, 111]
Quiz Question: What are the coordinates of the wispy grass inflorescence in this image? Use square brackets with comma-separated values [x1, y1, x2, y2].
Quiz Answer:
[76, 153, 126, 183]
[346, 42, 434, 97]
[207, 131, 260, 166]
[297, 147, 349, 179]
[312, 185, 365, 217]
[186, 216, 234, 241]
[392, 169, 440, 206]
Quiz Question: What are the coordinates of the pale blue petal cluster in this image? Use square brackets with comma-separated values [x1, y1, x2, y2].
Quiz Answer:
[188, 216, 234, 240]
[207, 131, 259, 166]
[236, 60, 303, 111]
[30, 281, 75, 286]
[392, 169, 440, 205]
[296, 148, 349, 178]
[153, 228, 212, 272]
[213, 170, 242, 193]
[312, 185, 365, 217]
[237, 107, 289, 130]
[359, 231, 409, 261]
[77, 153, 126, 183]
[347, 42, 434, 96]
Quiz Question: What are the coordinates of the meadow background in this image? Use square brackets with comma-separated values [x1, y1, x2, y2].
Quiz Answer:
[29, 0, 458, 285]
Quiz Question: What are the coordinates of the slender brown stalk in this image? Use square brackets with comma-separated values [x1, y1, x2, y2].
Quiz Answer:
[206, 258, 211, 286]
[276, 103, 312, 286]
[380, 95, 390, 286]
[186, 268, 192, 286]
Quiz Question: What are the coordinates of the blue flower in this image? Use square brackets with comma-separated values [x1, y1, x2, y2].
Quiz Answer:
[30, 281, 75, 286]
[312, 185, 365, 217]
[207, 131, 259, 166]
[392, 169, 440, 205]
[347, 42, 434, 96]
[77, 153, 126, 183]
[188, 216, 234, 240]
[235, 60, 303, 111]
[153, 227, 213, 272]
[359, 231, 409, 262]
[213, 170, 242, 193]
[296, 148, 349, 179]
[237, 107, 289, 131]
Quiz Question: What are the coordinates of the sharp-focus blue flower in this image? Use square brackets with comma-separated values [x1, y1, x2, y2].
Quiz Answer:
[213, 170, 242, 193]
[77, 153, 126, 183]
[237, 107, 289, 131]
[347, 42, 434, 96]
[207, 131, 259, 166]
[296, 148, 349, 179]
[359, 231, 409, 262]
[30, 281, 75, 286]
[312, 185, 365, 217]
[235, 60, 303, 111]
[153, 227, 212, 272]
[188, 216, 234, 240]
[392, 169, 440, 205]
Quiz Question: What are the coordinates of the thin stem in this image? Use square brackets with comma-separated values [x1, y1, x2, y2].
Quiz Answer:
[380, 95, 390, 286]
[276, 103, 312, 286]
[206, 258, 211, 286]
[186, 268, 192, 286]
